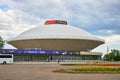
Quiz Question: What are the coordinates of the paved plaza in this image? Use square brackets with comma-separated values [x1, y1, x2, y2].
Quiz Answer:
[0, 62, 120, 80]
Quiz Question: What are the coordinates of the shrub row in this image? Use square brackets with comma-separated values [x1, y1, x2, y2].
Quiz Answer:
[54, 67, 120, 74]
[61, 64, 120, 66]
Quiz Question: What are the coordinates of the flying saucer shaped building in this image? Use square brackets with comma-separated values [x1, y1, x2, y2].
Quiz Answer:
[7, 20, 104, 51]
[6, 20, 105, 61]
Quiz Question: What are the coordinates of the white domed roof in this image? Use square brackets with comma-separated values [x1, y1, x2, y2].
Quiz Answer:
[7, 24, 104, 42]
[7, 20, 105, 50]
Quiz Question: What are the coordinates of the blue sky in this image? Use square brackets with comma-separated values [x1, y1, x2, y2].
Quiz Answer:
[0, 0, 120, 55]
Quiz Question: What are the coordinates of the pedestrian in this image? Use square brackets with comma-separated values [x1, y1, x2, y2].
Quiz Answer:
[58, 58, 60, 63]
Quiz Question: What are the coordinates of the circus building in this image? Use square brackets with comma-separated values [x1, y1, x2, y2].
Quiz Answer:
[3, 20, 105, 62]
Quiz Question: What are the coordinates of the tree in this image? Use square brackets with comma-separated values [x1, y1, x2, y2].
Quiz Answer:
[0, 36, 4, 49]
[104, 49, 120, 61]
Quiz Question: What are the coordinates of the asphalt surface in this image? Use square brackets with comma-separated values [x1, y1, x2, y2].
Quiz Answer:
[0, 62, 120, 80]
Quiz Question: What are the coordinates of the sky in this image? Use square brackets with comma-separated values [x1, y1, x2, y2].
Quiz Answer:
[0, 0, 120, 55]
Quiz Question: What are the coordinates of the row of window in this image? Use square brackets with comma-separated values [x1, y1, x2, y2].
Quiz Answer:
[0, 55, 12, 58]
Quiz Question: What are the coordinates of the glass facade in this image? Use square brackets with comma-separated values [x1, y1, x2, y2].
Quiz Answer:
[13, 54, 101, 62]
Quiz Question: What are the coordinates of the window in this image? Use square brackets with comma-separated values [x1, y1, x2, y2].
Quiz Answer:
[0, 55, 12, 58]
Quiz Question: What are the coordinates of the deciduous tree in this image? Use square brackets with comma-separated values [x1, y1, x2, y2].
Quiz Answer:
[104, 49, 120, 61]
[0, 36, 4, 49]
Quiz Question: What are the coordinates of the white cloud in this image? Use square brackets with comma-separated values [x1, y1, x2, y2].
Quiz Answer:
[106, 35, 120, 46]
[93, 35, 120, 55]
[98, 30, 114, 35]
[0, 7, 45, 40]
